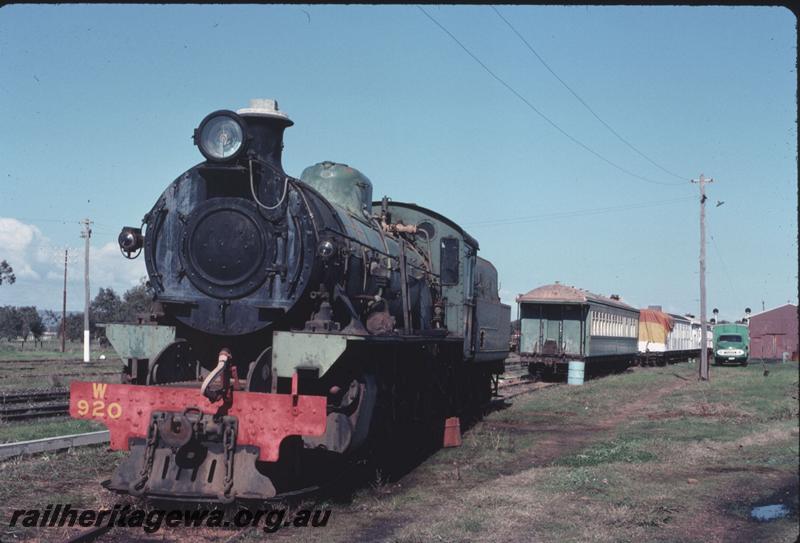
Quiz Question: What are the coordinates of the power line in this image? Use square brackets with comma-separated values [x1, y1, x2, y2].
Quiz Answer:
[491, 7, 689, 182]
[2, 216, 118, 229]
[463, 196, 693, 228]
[7, 217, 76, 224]
[417, 6, 686, 188]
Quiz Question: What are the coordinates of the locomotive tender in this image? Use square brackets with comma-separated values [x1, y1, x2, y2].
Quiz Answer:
[69, 99, 510, 502]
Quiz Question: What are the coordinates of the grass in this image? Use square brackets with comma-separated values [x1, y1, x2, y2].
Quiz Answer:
[0, 358, 122, 391]
[0, 417, 105, 443]
[0, 446, 126, 541]
[555, 439, 656, 467]
[0, 339, 118, 362]
[283, 363, 799, 543]
[0, 340, 123, 391]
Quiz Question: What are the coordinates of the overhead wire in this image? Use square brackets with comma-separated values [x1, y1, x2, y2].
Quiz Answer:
[417, 6, 687, 188]
[463, 196, 693, 228]
[2, 217, 118, 229]
[491, 6, 689, 182]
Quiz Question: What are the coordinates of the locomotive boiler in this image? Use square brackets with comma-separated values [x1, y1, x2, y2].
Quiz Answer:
[70, 99, 510, 502]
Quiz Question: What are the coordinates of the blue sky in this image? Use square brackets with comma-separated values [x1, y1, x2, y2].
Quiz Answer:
[0, 5, 796, 322]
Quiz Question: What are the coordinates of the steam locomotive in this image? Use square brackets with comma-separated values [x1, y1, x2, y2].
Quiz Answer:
[70, 99, 511, 502]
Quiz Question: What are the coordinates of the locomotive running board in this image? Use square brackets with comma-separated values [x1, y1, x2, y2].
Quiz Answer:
[69, 381, 327, 462]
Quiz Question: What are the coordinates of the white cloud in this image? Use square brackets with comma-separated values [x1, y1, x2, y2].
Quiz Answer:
[91, 242, 147, 290]
[0, 218, 146, 310]
[0, 217, 39, 253]
[0, 218, 45, 280]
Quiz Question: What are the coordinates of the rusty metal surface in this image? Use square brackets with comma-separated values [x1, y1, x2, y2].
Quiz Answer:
[517, 283, 636, 310]
[69, 381, 326, 462]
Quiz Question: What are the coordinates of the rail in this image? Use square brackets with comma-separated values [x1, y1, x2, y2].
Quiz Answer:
[0, 430, 110, 461]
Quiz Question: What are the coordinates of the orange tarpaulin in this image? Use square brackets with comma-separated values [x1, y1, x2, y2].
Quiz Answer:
[638, 309, 674, 344]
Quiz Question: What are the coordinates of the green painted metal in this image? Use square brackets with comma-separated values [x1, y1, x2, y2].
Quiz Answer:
[271, 331, 362, 378]
[519, 303, 584, 356]
[104, 323, 176, 360]
[519, 301, 638, 358]
[712, 323, 750, 362]
[373, 202, 478, 353]
[562, 307, 582, 353]
[520, 316, 541, 354]
[300, 161, 373, 216]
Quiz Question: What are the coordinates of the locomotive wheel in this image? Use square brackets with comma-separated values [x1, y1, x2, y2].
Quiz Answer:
[246, 347, 272, 392]
[148, 340, 199, 385]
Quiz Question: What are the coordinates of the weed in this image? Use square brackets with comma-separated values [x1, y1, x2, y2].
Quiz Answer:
[556, 439, 656, 467]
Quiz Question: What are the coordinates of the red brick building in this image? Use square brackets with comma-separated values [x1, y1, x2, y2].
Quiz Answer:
[748, 304, 798, 360]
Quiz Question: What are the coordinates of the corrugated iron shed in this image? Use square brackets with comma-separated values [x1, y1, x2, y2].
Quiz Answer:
[748, 303, 798, 360]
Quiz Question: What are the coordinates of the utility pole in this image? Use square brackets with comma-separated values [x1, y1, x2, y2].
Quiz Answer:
[692, 174, 713, 381]
[80, 219, 92, 362]
[61, 249, 68, 353]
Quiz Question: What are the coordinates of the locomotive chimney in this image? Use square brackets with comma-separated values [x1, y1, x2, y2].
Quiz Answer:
[237, 99, 293, 174]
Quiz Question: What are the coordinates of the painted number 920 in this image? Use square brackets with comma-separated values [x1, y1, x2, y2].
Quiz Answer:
[76, 383, 122, 419]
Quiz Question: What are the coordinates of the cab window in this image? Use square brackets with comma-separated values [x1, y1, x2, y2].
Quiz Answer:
[440, 238, 459, 285]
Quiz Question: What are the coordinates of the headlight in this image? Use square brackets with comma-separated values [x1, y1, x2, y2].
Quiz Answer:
[118, 226, 143, 258]
[194, 111, 246, 162]
[317, 240, 336, 259]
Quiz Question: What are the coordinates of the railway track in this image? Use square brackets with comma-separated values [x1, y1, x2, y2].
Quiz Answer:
[497, 360, 558, 400]
[0, 370, 121, 380]
[0, 430, 110, 460]
[498, 379, 557, 399]
[0, 401, 70, 421]
[1, 389, 69, 404]
[0, 388, 74, 420]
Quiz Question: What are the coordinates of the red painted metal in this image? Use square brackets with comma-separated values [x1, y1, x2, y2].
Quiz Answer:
[443, 416, 462, 447]
[69, 381, 327, 462]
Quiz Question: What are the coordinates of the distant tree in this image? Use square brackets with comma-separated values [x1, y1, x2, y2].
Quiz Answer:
[91, 288, 128, 342]
[91, 288, 125, 324]
[121, 280, 153, 322]
[0, 260, 15, 286]
[41, 309, 61, 333]
[17, 306, 44, 350]
[0, 306, 22, 341]
[59, 313, 86, 342]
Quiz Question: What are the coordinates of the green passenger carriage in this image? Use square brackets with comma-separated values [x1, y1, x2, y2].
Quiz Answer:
[517, 283, 640, 378]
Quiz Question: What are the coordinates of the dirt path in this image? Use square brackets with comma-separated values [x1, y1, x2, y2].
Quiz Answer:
[345, 376, 692, 542]
[493, 374, 689, 471]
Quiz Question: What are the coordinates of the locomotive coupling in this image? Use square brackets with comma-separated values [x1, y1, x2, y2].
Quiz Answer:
[201, 349, 233, 403]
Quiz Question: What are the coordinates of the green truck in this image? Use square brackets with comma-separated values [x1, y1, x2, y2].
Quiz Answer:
[712, 323, 750, 366]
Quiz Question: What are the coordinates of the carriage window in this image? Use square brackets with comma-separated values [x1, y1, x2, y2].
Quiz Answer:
[440, 238, 460, 285]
